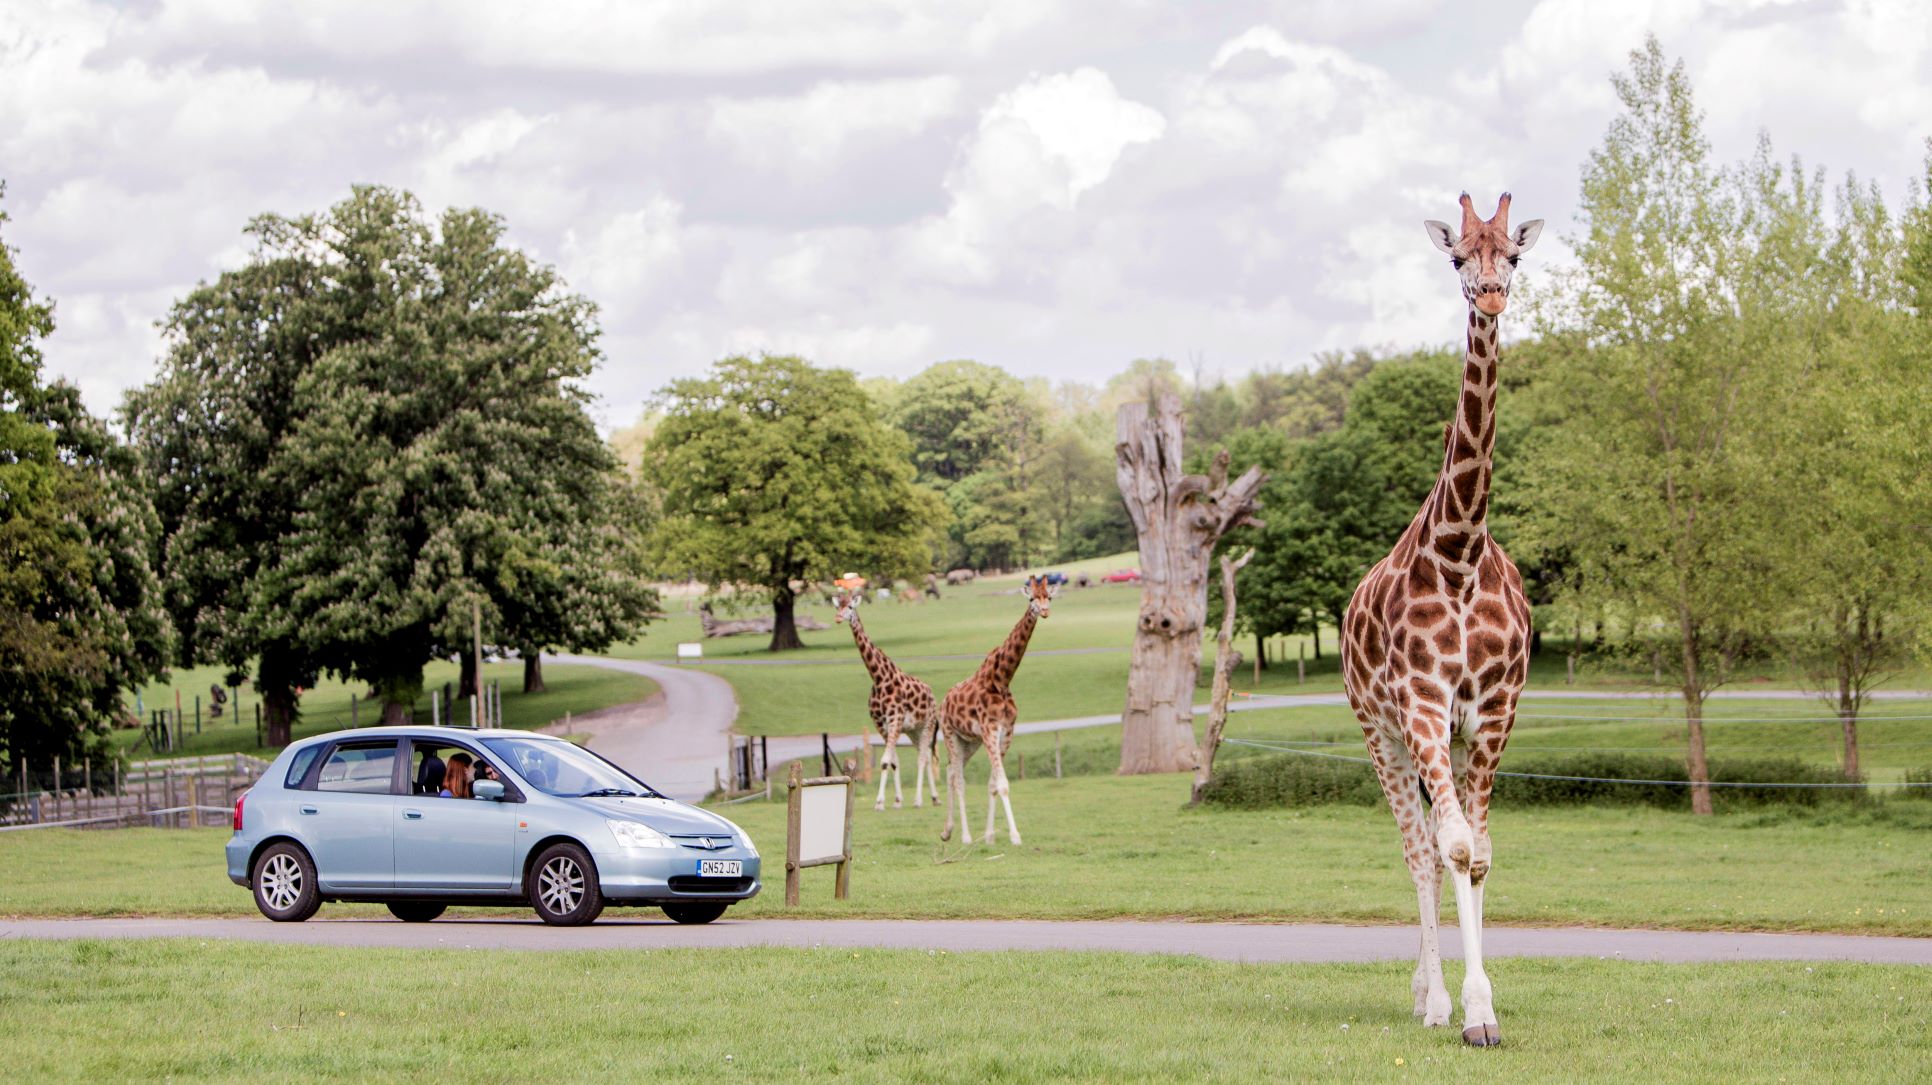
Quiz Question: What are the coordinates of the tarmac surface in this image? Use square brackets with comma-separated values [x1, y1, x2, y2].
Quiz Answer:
[3, 916, 1928, 964]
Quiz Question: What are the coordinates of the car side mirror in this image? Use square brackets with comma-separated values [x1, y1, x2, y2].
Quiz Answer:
[473, 779, 506, 802]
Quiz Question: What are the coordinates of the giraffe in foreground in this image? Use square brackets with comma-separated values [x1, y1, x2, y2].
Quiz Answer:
[834, 594, 940, 810]
[939, 575, 1056, 845]
[1340, 192, 1542, 1048]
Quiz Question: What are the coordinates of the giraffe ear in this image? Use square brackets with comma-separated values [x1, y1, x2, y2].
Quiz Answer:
[1423, 220, 1457, 255]
[1512, 219, 1544, 254]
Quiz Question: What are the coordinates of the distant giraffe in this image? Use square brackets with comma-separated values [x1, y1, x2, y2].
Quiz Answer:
[939, 575, 1056, 845]
[834, 594, 941, 810]
[1341, 192, 1543, 1048]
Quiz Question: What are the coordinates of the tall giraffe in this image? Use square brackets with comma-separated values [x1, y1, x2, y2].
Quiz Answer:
[834, 594, 941, 810]
[1341, 192, 1542, 1048]
[939, 575, 1056, 845]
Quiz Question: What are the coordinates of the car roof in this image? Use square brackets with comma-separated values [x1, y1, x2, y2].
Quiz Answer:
[290, 726, 564, 747]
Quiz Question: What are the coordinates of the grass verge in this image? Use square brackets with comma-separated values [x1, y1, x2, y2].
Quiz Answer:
[0, 939, 1924, 1083]
[6, 775, 1928, 935]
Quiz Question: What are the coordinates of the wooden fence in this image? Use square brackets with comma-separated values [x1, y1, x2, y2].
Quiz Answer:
[1, 753, 271, 831]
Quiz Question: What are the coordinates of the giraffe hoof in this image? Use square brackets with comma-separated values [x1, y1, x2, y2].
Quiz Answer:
[874, 801, 885, 812]
[1461, 1024, 1501, 1047]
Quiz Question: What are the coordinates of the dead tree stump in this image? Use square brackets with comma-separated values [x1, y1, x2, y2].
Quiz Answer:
[1115, 394, 1266, 775]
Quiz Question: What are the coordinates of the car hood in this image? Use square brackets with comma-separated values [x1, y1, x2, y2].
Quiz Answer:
[586, 796, 740, 836]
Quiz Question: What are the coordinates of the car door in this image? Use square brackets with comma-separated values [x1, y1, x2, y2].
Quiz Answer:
[393, 740, 519, 892]
[300, 739, 401, 890]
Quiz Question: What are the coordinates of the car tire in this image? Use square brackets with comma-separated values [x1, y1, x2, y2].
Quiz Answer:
[252, 842, 321, 923]
[386, 901, 447, 923]
[529, 842, 604, 926]
[662, 902, 729, 925]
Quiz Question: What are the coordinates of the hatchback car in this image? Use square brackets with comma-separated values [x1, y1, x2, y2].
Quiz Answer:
[226, 726, 761, 926]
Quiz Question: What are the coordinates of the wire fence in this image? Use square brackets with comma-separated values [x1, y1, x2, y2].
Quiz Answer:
[1219, 737, 1932, 790]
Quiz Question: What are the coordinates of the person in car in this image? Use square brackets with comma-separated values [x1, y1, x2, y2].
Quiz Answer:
[441, 752, 473, 799]
[473, 760, 501, 791]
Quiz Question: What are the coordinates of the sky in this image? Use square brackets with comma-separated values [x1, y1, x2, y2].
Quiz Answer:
[4, 0, 1929, 431]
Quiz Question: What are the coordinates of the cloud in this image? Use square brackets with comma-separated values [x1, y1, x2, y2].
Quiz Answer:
[706, 78, 963, 168]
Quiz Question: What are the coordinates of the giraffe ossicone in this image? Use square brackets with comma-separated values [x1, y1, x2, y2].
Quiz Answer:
[1341, 192, 1540, 1048]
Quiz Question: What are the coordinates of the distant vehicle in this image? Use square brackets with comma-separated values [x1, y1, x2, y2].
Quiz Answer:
[1042, 571, 1068, 586]
[227, 726, 760, 926]
[1102, 568, 1142, 583]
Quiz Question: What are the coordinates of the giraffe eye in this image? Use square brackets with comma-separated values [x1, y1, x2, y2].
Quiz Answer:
[1451, 257, 1466, 270]
[1507, 255, 1520, 267]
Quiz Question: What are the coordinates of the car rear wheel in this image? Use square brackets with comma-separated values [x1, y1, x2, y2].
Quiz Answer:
[252, 842, 321, 922]
[530, 842, 604, 926]
[386, 901, 447, 923]
[662, 902, 729, 925]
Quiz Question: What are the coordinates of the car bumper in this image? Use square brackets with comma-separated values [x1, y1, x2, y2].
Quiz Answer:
[225, 836, 252, 887]
[590, 848, 763, 902]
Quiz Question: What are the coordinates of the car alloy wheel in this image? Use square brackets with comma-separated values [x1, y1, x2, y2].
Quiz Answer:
[529, 842, 604, 926]
[251, 842, 321, 923]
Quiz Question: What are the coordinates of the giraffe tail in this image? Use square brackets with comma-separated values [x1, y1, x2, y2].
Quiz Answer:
[1416, 773, 1432, 810]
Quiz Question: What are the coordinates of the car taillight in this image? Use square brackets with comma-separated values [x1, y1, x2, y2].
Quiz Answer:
[233, 793, 245, 831]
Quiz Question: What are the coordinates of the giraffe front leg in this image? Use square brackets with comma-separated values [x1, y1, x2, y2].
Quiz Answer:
[1456, 718, 1510, 1045]
[1366, 726, 1449, 1026]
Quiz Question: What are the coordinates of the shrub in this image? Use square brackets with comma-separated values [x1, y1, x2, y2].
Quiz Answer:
[1904, 766, 1932, 799]
[1200, 750, 1866, 810]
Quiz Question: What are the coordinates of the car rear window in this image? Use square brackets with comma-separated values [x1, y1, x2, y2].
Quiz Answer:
[314, 742, 399, 794]
[284, 745, 322, 788]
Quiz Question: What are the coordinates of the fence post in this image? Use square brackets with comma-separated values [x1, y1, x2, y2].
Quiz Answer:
[1055, 732, 1063, 779]
[821, 733, 832, 777]
[195, 694, 202, 735]
[187, 774, 198, 829]
[53, 757, 61, 822]
[84, 760, 92, 820]
[1298, 642, 1306, 685]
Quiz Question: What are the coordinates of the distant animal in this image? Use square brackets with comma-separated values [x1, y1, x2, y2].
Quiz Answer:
[939, 575, 1056, 845]
[1074, 572, 1092, 588]
[923, 573, 942, 600]
[945, 568, 977, 585]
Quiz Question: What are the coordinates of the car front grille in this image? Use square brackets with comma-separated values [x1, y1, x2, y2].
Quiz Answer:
[671, 835, 733, 851]
[667, 876, 753, 894]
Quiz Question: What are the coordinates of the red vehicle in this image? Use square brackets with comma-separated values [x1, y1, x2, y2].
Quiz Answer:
[1101, 568, 1141, 583]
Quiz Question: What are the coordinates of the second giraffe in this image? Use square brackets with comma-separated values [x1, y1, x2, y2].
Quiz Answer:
[939, 575, 1056, 846]
[834, 593, 941, 810]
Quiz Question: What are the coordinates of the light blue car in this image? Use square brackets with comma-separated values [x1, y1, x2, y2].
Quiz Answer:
[225, 726, 761, 926]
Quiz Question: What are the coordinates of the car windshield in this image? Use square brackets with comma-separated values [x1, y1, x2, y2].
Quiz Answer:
[480, 736, 657, 798]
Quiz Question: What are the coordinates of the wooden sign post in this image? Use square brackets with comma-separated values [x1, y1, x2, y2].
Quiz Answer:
[785, 759, 855, 907]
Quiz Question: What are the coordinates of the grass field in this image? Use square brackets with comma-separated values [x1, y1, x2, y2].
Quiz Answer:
[0, 939, 1924, 1083]
[110, 661, 657, 761]
[7, 775, 1928, 935]
[609, 563, 1932, 747]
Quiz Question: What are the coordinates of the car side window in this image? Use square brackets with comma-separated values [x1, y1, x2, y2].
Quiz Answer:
[313, 741, 400, 794]
[284, 746, 322, 789]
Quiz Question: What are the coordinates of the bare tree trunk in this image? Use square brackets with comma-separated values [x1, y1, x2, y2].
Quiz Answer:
[262, 685, 297, 749]
[1115, 394, 1266, 776]
[522, 650, 547, 694]
[459, 650, 478, 702]
[769, 585, 803, 652]
[1683, 687, 1713, 816]
[1838, 666, 1860, 782]
[1193, 548, 1254, 804]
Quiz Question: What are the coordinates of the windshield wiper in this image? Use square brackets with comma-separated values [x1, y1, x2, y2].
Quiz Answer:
[578, 788, 640, 798]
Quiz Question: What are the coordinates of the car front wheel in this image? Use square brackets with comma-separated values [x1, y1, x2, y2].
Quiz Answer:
[662, 902, 729, 925]
[252, 842, 321, 922]
[386, 901, 447, 923]
[529, 843, 604, 926]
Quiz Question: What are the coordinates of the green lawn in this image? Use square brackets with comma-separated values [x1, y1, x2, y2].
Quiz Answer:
[111, 661, 657, 760]
[0, 939, 1923, 1083]
[610, 564, 1932, 739]
[7, 775, 1928, 935]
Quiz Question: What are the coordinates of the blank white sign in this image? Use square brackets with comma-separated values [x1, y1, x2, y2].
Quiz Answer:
[797, 782, 848, 864]
[676, 642, 703, 659]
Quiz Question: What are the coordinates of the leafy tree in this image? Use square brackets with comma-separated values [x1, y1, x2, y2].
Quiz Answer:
[891, 360, 1039, 484]
[130, 187, 654, 730]
[1518, 39, 1786, 814]
[648, 355, 945, 650]
[1, 187, 170, 771]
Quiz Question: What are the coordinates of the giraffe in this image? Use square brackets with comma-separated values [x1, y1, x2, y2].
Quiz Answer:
[833, 594, 941, 810]
[1340, 192, 1542, 1048]
[939, 575, 1056, 845]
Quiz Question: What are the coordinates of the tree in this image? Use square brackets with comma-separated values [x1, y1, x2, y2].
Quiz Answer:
[130, 186, 655, 731]
[648, 355, 945, 651]
[1519, 39, 1784, 814]
[1, 186, 171, 771]
[1115, 394, 1265, 775]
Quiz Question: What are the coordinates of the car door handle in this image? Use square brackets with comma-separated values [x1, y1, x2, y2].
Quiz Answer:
[403, 809, 423, 820]
[299, 805, 318, 815]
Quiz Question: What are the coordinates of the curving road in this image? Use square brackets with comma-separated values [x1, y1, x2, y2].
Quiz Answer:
[2, 916, 1927, 964]
[545, 653, 737, 803]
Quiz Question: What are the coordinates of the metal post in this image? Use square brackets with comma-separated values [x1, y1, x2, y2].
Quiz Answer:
[761, 737, 769, 783]
[195, 694, 202, 735]
[1055, 731, 1063, 778]
[431, 688, 440, 727]
[472, 601, 484, 710]
[54, 757, 61, 822]
[821, 733, 832, 777]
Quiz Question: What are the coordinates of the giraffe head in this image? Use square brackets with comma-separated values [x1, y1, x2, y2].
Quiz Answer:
[834, 593, 858, 625]
[1024, 575, 1058, 619]
[1424, 192, 1544, 317]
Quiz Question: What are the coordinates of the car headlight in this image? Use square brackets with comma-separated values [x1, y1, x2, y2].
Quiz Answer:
[606, 819, 674, 849]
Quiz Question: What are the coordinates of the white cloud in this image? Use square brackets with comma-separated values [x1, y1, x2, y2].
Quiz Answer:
[706, 78, 963, 168]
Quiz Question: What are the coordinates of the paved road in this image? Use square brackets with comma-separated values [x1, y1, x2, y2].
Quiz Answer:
[545, 654, 736, 803]
[3, 916, 1926, 964]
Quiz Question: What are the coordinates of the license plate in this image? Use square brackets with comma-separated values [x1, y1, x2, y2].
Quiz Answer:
[698, 859, 742, 877]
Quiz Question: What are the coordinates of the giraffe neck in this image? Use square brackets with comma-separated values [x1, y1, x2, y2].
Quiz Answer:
[846, 614, 899, 686]
[975, 606, 1039, 689]
[1423, 306, 1500, 566]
